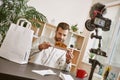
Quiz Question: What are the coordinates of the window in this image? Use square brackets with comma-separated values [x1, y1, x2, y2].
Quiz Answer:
[108, 18, 120, 67]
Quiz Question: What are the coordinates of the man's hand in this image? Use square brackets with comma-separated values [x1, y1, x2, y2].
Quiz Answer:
[38, 42, 51, 51]
[66, 48, 74, 64]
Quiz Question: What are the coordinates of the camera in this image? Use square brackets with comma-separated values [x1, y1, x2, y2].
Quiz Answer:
[85, 3, 111, 31]
[85, 3, 112, 80]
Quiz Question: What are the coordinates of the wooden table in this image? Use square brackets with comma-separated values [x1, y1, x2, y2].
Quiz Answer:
[0, 57, 82, 80]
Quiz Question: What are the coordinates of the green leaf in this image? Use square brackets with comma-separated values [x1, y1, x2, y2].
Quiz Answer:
[0, 0, 48, 45]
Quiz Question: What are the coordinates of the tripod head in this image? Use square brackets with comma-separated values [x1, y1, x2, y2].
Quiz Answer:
[90, 28, 107, 57]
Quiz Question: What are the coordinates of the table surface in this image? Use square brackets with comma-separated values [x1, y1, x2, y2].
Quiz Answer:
[0, 57, 82, 80]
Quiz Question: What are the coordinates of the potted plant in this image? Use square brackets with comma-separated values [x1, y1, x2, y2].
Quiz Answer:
[89, 53, 95, 59]
[0, 0, 48, 45]
[71, 24, 78, 32]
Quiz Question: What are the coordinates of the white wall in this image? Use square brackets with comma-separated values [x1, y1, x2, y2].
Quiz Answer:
[27, 0, 92, 32]
[0, 1, 2, 5]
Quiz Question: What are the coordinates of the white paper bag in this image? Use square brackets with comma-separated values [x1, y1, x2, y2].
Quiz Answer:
[0, 18, 34, 64]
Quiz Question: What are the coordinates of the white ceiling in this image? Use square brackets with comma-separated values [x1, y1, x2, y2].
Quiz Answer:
[93, 0, 119, 4]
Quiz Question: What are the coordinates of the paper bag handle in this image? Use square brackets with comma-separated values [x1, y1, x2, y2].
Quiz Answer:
[17, 18, 32, 29]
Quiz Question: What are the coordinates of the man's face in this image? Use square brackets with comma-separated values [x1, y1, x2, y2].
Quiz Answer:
[55, 27, 68, 42]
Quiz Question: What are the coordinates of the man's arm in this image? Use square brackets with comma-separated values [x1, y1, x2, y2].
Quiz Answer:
[63, 62, 72, 72]
[64, 48, 74, 71]
[57, 48, 73, 72]
[30, 36, 51, 55]
[66, 48, 74, 64]
[30, 37, 42, 55]
[38, 42, 51, 51]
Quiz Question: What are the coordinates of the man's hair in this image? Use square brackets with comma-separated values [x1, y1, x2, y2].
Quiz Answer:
[56, 22, 70, 31]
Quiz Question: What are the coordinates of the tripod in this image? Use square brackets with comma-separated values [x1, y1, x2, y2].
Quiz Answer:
[88, 28, 107, 80]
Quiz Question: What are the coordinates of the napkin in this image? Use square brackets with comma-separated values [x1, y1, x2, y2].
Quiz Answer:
[32, 69, 56, 76]
[59, 72, 74, 80]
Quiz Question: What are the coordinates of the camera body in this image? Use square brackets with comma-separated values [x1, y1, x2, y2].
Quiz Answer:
[93, 15, 111, 31]
[85, 14, 111, 31]
[85, 3, 111, 31]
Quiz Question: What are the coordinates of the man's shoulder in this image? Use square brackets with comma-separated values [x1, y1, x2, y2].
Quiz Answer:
[39, 36, 55, 45]
[40, 36, 53, 40]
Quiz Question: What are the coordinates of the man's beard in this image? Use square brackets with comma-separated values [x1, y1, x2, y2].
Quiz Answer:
[54, 36, 64, 42]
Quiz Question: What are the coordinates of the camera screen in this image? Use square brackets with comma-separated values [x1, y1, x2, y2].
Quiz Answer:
[94, 17, 105, 27]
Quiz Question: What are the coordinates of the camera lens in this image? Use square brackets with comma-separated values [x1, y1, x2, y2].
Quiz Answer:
[85, 19, 95, 31]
